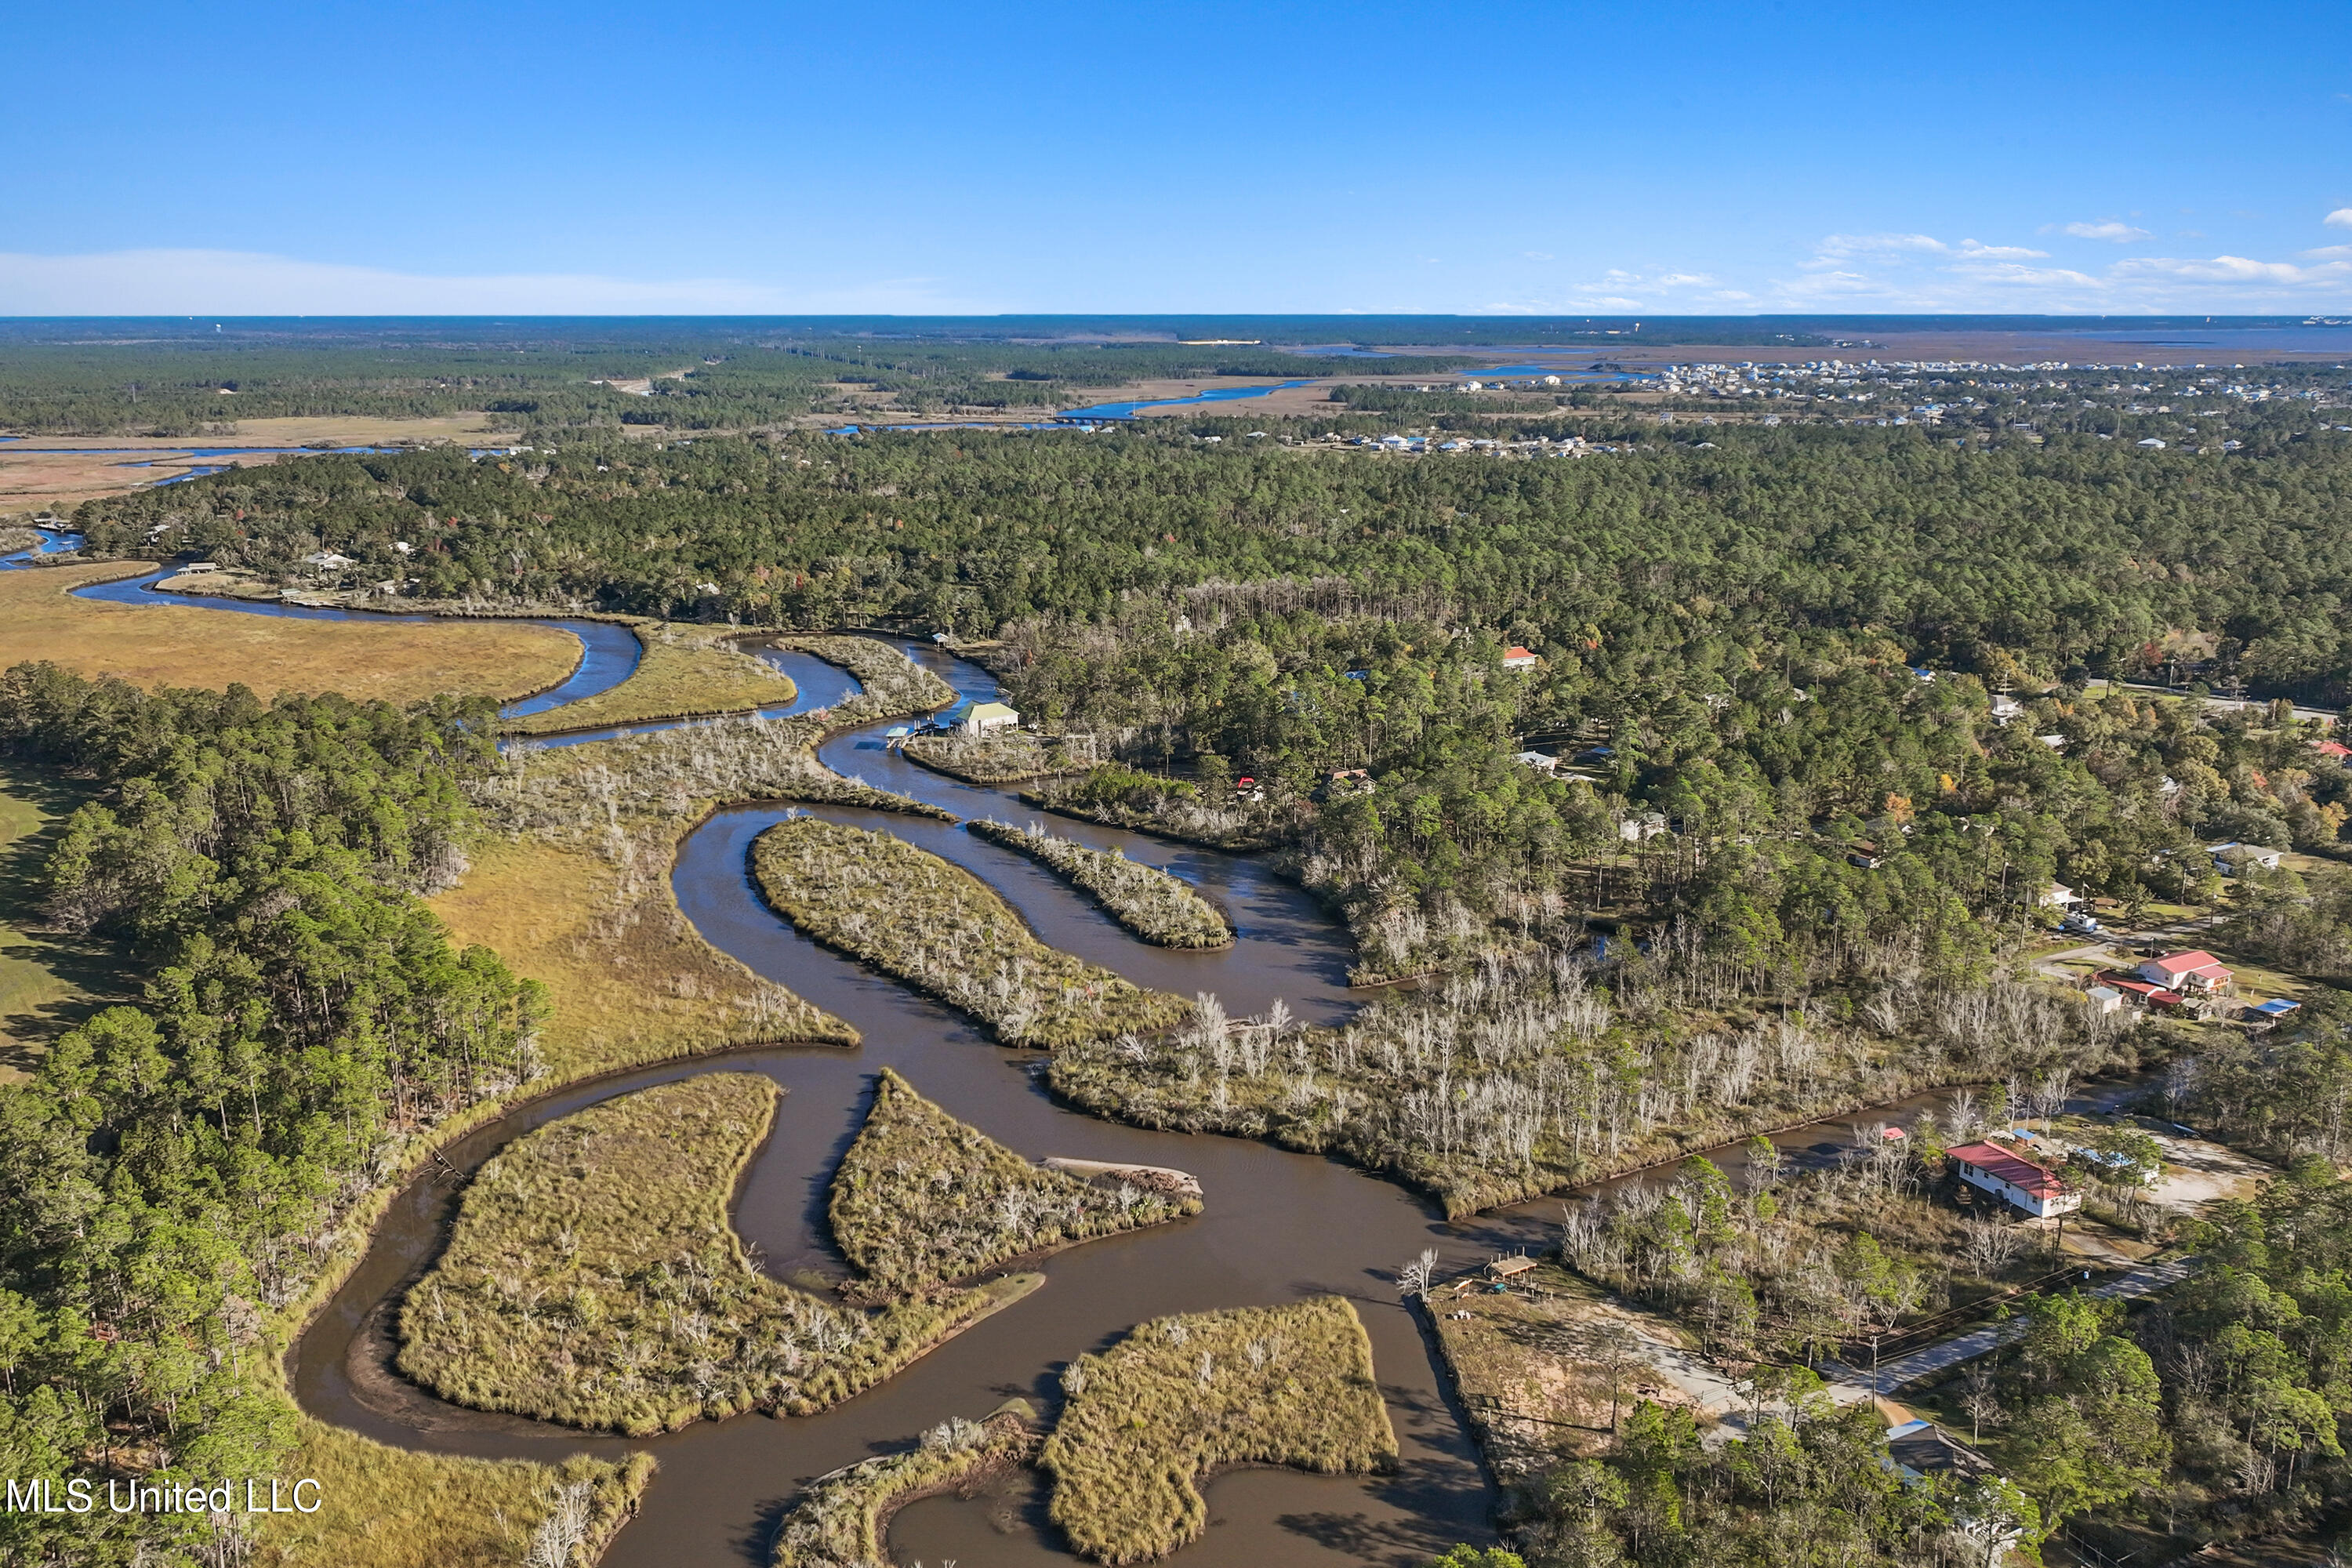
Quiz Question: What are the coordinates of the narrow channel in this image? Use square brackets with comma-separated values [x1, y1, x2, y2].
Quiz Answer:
[157, 612, 2071, 1566]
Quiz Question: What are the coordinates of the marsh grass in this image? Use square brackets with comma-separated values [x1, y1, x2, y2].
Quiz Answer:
[0, 560, 580, 704]
[260, 1425, 653, 1568]
[505, 622, 795, 737]
[750, 815, 1190, 1048]
[903, 728, 1096, 784]
[397, 1074, 1035, 1435]
[1042, 1296, 1396, 1564]
[770, 1406, 1038, 1568]
[1025, 768, 1284, 853]
[430, 834, 851, 1079]
[968, 818, 1229, 949]
[448, 635, 968, 1074]
[830, 1068, 1196, 1295]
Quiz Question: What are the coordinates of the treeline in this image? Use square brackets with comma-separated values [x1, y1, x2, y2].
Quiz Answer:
[74, 422, 2352, 701]
[0, 666, 539, 1565]
[0, 330, 1473, 434]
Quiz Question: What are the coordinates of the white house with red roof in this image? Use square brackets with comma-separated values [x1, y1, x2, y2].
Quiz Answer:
[1501, 646, 1540, 670]
[2139, 949, 2234, 994]
[1946, 1140, 2081, 1218]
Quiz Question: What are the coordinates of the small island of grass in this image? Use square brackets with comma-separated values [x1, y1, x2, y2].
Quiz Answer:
[771, 1403, 1039, 1568]
[967, 818, 1230, 949]
[831, 1068, 1199, 1295]
[504, 620, 796, 737]
[396, 1073, 1034, 1436]
[1042, 1296, 1396, 1564]
[749, 815, 1190, 1047]
[902, 728, 1096, 784]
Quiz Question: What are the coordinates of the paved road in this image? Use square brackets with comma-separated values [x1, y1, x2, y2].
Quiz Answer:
[2099, 679, 2339, 725]
[1821, 1255, 2199, 1394]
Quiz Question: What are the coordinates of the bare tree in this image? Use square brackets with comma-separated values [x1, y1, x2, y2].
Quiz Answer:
[524, 1481, 595, 1568]
[1961, 1218, 2022, 1279]
[1960, 1362, 2007, 1443]
[1397, 1247, 1439, 1301]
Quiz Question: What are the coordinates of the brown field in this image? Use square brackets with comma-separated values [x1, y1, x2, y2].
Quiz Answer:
[0, 561, 580, 703]
[223, 413, 517, 444]
[428, 835, 853, 1080]
[0, 415, 520, 512]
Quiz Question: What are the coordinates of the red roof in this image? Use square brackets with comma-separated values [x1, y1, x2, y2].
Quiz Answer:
[1502, 646, 1537, 662]
[2096, 972, 2183, 1006]
[1947, 1141, 2067, 1200]
[2314, 740, 2352, 760]
[2146, 949, 2231, 984]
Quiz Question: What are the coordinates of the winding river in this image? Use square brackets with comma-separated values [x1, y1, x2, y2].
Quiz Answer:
[45, 565, 2094, 1566]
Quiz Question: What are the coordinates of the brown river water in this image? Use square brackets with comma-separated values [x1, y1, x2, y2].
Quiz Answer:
[285, 637, 2136, 1566]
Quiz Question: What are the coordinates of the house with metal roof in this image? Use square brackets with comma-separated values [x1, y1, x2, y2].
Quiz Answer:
[960, 701, 1020, 735]
[1946, 1140, 2080, 1218]
[2139, 949, 2234, 993]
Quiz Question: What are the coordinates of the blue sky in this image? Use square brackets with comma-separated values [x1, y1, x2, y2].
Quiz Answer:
[4, 0, 2350, 316]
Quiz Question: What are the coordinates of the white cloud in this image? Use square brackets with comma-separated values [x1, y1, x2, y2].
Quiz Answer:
[1816, 232, 1951, 257]
[2050, 220, 2153, 242]
[1812, 233, 2045, 264]
[2303, 243, 2352, 259]
[2114, 253, 2350, 285]
[2328, 208, 2352, 228]
[0, 248, 989, 315]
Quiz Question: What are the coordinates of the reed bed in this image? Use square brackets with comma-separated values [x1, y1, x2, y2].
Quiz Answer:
[769, 1406, 1038, 1568]
[396, 1074, 1033, 1436]
[260, 1429, 653, 1568]
[1042, 1296, 1396, 1564]
[902, 728, 1096, 784]
[505, 621, 796, 737]
[968, 818, 1229, 949]
[830, 1068, 1197, 1294]
[749, 815, 1190, 1048]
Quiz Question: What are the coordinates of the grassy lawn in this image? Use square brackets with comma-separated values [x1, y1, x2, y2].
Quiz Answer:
[397, 1074, 1038, 1435]
[0, 560, 579, 704]
[1042, 1296, 1395, 1565]
[429, 834, 854, 1080]
[0, 758, 132, 1079]
[771, 1405, 1038, 1568]
[504, 621, 797, 737]
[750, 815, 1190, 1048]
[831, 1068, 1197, 1295]
[967, 818, 1230, 949]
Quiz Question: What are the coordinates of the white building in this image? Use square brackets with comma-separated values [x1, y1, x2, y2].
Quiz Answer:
[961, 702, 1020, 735]
[1945, 1141, 2081, 1218]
